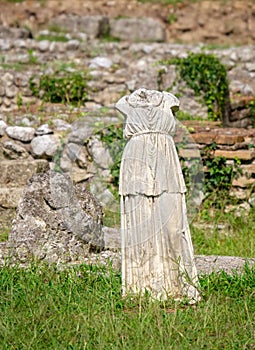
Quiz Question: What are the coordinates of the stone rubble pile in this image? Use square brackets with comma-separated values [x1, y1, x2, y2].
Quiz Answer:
[0, 116, 255, 212]
[0, 11, 254, 269]
[0, 20, 255, 123]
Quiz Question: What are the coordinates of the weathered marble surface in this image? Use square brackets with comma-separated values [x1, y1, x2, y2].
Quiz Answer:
[116, 88, 200, 301]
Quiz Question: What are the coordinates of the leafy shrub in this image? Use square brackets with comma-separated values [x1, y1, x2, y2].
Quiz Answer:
[96, 123, 126, 197]
[202, 143, 242, 196]
[162, 53, 230, 121]
[29, 70, 89, 106]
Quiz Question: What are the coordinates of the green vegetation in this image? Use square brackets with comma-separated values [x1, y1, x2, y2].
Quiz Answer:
[96, 123, 126, 198]
[192, 208, 255, 257]
[202, 143, 242, 197]
[36, 34, 69, 42]
[162, 53, 230, 121]
[0, 49, 38, 71]
[0, 262, 254, 349]
[29, 69, 90, 106]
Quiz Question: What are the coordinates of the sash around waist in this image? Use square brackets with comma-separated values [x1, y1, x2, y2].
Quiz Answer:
[129, 130, 174, 139]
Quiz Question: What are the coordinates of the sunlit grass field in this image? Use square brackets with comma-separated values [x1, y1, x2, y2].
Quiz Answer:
[0, 262, 254, 350]
[0, 207, 254, 349]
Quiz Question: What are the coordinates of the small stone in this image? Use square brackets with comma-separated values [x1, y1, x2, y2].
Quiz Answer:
[245, 63, 255, 72]
[0, 120, 7, 136]
[66, 39, 80, 50]
[20, 117, 32, 126]
[68, 120, 94, 145]
[13, 39, 27, 49]
[14, 73, 29, 87]
[31, 135, 60, 158]
[0, 39, 12, 51]
[5, 85, 18, 98]
[2, 72, 14, 86]
[89, 57, 113, 69]
[248, 193, 255, 207]
[52, 119, 71, 131]
[2, 140, 29, 159]
[38, 40, 50, 52]
[87, 135, 113, 169]
[3, 98, 11, 107]
[35, 124, 54, 136]
[6, 126, 35, 142]
[0, 84, 5, 96]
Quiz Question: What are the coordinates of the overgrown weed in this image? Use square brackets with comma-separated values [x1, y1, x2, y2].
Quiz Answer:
[0, 262, 254, 349]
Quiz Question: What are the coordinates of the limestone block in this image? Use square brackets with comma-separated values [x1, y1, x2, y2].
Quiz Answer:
[0, 159, 49, 186]
[3, 98, 11, 107]
[87, 135, 113, 169]
[2, 72, 14, 87]
[8, 171, 104, 263]
[31, 135, 60, 158]
[241, 163, 255, 175]
[52, 15, 109, 38]
[0, 187, 24, 208]
[229, 187, 247, 200]
[52, 119, 71, 132]
[192, 132, 216, 144]
[178, 148, 201, 158]
[110, 18, 166, 42]
[5, 85, 18, 98]
[2, 140, 30, 159]
[214, 149, 255, 160]
[68, 120, 94, 145]
[6, 126, 35, 142]
[232, 176, 255, 188]
[215, 134, 244, 145]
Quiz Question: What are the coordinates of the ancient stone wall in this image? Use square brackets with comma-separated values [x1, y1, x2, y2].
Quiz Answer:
[0, 13, 255, 230]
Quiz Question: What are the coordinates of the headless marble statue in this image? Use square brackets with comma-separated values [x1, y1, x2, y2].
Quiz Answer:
[115, 88, 200, 302]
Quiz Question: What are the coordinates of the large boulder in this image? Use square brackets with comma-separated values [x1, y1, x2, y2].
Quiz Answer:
[8, 170, 104, 264]
[110, 18, 166, 42]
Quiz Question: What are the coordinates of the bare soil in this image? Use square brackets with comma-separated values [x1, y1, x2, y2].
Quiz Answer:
[1, 0, 255, 44]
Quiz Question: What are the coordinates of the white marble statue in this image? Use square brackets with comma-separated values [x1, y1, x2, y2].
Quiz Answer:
[115, 88, 200, 302]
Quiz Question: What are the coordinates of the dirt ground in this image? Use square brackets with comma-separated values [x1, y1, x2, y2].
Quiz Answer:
[1, 0, 255, 44]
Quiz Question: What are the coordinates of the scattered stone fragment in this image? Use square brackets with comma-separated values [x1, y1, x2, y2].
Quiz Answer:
[35, 124, 54, 136]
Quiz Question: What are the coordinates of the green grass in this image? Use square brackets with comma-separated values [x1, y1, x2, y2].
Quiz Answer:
[36, 34, 69, 42]
[191, 207, 255, 258]
[0, 262, 254, 349]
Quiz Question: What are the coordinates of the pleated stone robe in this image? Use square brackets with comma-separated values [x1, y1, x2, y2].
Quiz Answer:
[115, 88, 200, 302]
